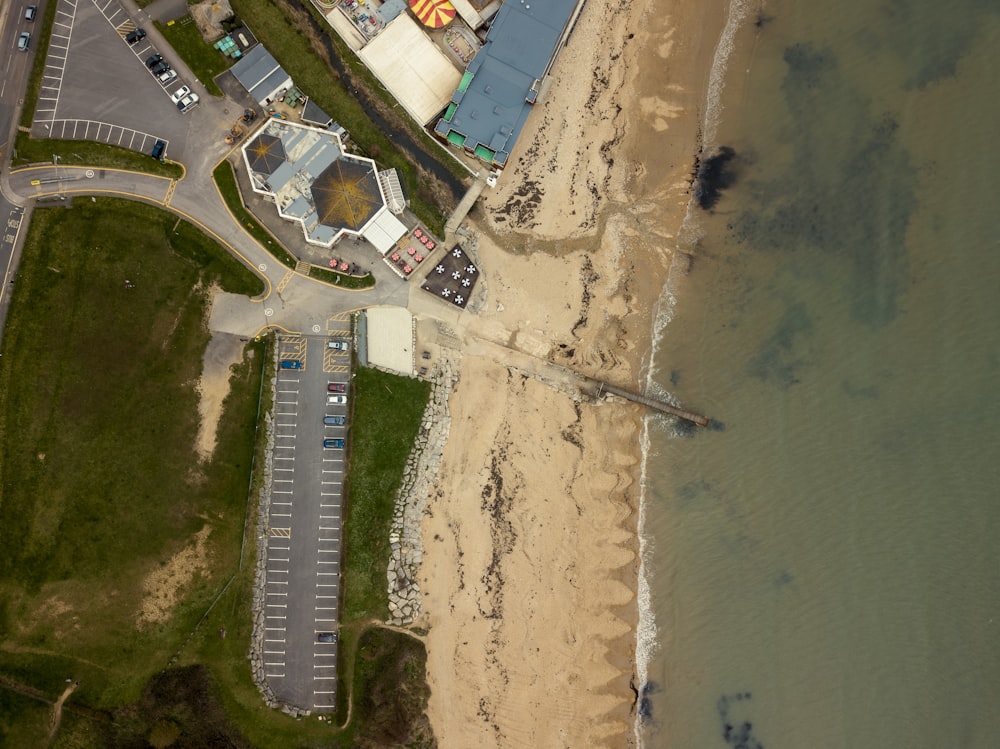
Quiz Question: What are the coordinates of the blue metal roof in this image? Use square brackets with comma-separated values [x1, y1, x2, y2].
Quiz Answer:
[435, 0, 580, 166]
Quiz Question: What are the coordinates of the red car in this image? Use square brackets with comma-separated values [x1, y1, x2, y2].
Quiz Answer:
[328, 383, 346, 392]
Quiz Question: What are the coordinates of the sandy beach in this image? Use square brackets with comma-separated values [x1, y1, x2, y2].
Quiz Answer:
[418, 0, 724, 745]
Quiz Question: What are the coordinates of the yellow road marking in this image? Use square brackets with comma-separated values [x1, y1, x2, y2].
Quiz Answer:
[269, 528, 291, 538]
[276, 268, 296, 294]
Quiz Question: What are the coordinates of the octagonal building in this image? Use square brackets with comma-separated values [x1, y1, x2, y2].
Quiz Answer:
[241, 119, 407, 251]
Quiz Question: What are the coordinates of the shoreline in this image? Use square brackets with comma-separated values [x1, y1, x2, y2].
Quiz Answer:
[417, 0, 731, 745]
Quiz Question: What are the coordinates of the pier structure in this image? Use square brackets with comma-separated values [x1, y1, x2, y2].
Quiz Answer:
[594, 381, 710, 427]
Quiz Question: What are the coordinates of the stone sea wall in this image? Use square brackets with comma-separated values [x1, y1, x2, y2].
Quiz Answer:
[386, 355, 456, 626]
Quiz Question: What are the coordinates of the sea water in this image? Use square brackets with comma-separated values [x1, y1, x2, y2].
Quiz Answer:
[637, 0, 1000, 746]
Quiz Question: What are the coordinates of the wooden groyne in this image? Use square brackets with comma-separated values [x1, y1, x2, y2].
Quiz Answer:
[596, 382, 710, 427]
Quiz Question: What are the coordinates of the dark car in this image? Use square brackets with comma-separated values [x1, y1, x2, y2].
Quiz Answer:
[327, 383, 346, 393]
[150, 140, 166, 160]
[151, 61, 170, 76]
[145, 53, 163, 68]
[279, 360, 302, 370]
[125, 28, 146, 45]
[317, 632, 337, 643]
[323, 415, 346, 426]
[323, 439, 345, 449]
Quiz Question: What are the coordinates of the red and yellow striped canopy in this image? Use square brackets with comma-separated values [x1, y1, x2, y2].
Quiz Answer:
[410, 0, 456, 28]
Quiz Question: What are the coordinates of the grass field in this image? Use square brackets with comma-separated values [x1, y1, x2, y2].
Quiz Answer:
[0, 198, 264, 711]
[0, 198, 435, 746]
[341, 368, 431, 623]
[155, 17, 228, 97]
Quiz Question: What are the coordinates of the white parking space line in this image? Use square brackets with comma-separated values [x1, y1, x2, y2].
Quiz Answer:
[316, 583, 338, 588]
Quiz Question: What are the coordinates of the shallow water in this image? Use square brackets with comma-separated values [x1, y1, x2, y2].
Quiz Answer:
[638, 0, 1000, 746]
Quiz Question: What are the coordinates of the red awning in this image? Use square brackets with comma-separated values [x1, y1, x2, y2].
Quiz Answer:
[409, 0, 455, 28]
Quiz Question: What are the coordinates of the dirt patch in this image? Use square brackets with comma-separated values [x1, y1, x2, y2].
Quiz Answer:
[195, 314, 247, 462]
[137, 525, 213, 628]
[49, 681, 77, 740]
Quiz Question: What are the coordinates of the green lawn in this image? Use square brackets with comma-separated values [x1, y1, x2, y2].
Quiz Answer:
[0, 198, 264, 711]
[341, 367, 431, 623]
[308, 264, 375, 289]
[155, 17, 228, 97]
[12, 138, 184, 178]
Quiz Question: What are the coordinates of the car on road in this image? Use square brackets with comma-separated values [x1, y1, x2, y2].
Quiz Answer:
[323, 439, 345, 449]
[145, 53, 163, 68]
[176, 93, 200, 113]
[150, 140, 166, 160]
[327, 394, 347, 405]
[25, 5, 37, 21]
[157, 68, 177, 84]
[328, 339, 350, 351]
[327, 383, 346, 392]
[280, 360, 302, 370]
[317, 632, 337, 643]
[17, 32, 30, 51]
[170, 85, 191, 104]
[323, 415, 346, 426]
[125, 28, 146, 44]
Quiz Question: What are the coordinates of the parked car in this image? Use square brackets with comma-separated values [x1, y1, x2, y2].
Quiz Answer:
[323, 415, 346, 426]
[150, 139, 166, 160]
[317, 632, 337, 643]
[327, 339, 350, 351]
[125, 28, 146, 44]
[327, 383, 346, 393]
[25, 5, 37, 21]
[327, 394, 347, 405]
[323, 439, 345, 449]
[176, 93, 199, 113]
[157, 68, 177, 84]
[17, 32, 30, 52]
[280, 360, 302, 370]
[145, 53, 163, 68]
[170, 85, 191, 104]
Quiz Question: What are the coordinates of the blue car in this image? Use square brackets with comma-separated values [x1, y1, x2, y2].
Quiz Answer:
[280, 360, 302, 369]
[323, 439, 345, 449]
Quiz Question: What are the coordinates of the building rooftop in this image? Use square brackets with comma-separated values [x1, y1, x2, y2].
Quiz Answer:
[242, 119, 390, 248]
[435, 0, 582, 167]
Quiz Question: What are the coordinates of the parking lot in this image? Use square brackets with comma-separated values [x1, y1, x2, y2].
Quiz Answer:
[263, 326, 353, 710]
[33, 0, 207, 159]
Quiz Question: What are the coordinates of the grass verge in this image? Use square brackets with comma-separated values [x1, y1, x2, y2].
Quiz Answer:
[212, 160, 297, 269]
[308, 264, 375, 289]
[155, 17, 228, 97]
[11, 138, 184, 178]
[341, 367, 431, 623]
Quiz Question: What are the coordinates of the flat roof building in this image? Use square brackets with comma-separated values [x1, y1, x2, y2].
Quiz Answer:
[434, 0, 585, 168]
[231, 45, 293, 104]
[241, 119, 407, 252]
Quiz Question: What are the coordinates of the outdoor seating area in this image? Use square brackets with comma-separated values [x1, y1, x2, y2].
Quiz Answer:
[420, 244, 478, 309]
[329, 257, 363, 274]
[383, 225, 438, 278]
